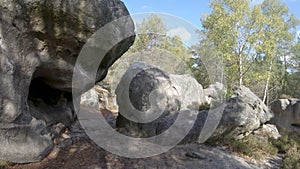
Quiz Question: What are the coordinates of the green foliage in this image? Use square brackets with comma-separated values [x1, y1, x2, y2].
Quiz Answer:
[283, 147, 300, 169]
[130, 14, 167, 52]
[283, 43, 300, 98]
[227, 134, 278, 160]
[272, 135, 298, 153]
[271, 135, 300, 169]
[104, 14, 196, 92]
[105, 48, 192, 93]
[213, 133, 300, 168]
[198, 102, 211, 111]
[190, 40, 224, 88]
[211, 132, 300, 168]
[197, 0, 299, 102]
[128, 14, 190, 62]
[285, 72, 300, 98]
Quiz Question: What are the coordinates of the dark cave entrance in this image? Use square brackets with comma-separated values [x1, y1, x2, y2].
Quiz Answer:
[28, 77, 65, 105]
[27, 77, 75, 125]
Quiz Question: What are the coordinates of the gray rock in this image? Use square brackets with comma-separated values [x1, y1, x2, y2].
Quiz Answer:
[170, 74, 205, 110]
[208, 85, 273, 141]
[270, 98, 300, 136]
[185, 151, 208, 159]
[96, 85, 111, 109]
[253, 124, 281, 139]
[0, 118, 53, 163]
[116, 62, 180, 135]
[0, 0, 134, 163]
[115, 64, 273, 144]
[204, 82, 226, 105]
[115, 62, 208, 137]
[81, 88, 101, 110]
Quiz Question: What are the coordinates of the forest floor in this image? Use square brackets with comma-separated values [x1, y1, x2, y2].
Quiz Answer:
[5, 109, 283, 169]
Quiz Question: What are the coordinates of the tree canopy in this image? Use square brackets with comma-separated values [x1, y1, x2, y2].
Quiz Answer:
[195, 0, 299, 102]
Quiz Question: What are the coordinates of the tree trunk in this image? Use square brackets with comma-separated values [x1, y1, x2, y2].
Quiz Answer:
[281, 54, 288, 94]
[239, 54, 243, 86]
[263, 59, 273, 104]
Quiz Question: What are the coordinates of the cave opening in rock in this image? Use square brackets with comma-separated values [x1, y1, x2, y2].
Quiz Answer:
[28, 77, 65, 106]
[27, 77, 75, 125]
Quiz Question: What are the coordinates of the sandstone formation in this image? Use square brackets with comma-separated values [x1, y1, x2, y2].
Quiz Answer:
[115, 62, 274, 143]
[203, 82, 226, 105]
[270, 98, 300, 136]
[170, 74, 205, 110]
[0, 0, 134, 163]
[115, 62, 181, 136]
[253, 124, 281, 139]
[80, 88, 101, 110]
[208, 85, 274, 141]
[115, 62, 207, 137]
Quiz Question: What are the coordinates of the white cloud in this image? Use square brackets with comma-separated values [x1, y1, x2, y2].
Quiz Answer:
[167, 27, 192, 42]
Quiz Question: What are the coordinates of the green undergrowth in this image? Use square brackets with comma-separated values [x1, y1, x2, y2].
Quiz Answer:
[213, 133, 300, 169]
[227, 134, 277, 160]
[272, 135, 300, 169]
[198, 102, 211, 111]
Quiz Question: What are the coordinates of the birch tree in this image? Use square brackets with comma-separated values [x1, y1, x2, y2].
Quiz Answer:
[200, 0, 299, 101]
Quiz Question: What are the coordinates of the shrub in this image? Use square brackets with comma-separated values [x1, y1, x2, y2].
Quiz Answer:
[213, 132, 300, 168]
[271, 135, 300, 169]
[226, 134, 278, 160]
[283, 145, 300, 169]
[198, 102, 210, 111]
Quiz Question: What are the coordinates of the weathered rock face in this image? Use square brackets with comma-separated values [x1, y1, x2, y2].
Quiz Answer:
[0, 0, 134, 163]
[208, 86, 273, 141]
[81, 88, 101, 110]
[115, 64, 274, 144]
[115, 62, 180, 135]
[253, 124, 281, 139]
[204, 82, 226, 105]
[270, 99, 300, 135]
[170, 74, 205, 110]
[116, 62, 206, 137]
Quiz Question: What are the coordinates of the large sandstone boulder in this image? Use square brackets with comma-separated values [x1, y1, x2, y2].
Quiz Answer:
[208, 85, 273, 141]
[116, 62, 206, 137]
[0, 0, 134, 163]
[170, 74, 205, 110]
[204, 82, 226, 105]
[116, 62, 180, 136]
[270, 98, 300, 135]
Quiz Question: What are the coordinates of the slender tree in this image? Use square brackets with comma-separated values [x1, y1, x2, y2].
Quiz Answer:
[199, 0, 299, 101]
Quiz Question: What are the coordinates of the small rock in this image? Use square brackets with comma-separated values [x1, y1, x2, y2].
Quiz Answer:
[253, 124, 281, 139]
[59, 139, 73, 149]
[81, 88, 101, 110]
[185, 151, 207, 160]
[61, 128, 71, 139]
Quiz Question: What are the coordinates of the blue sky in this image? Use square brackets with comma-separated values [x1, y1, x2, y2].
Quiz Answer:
[122, 0, 300, 44]
[122, 0, 210, 29]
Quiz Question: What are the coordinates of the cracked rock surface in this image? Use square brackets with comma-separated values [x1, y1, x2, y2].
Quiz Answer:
[0, 0, 134, 163]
